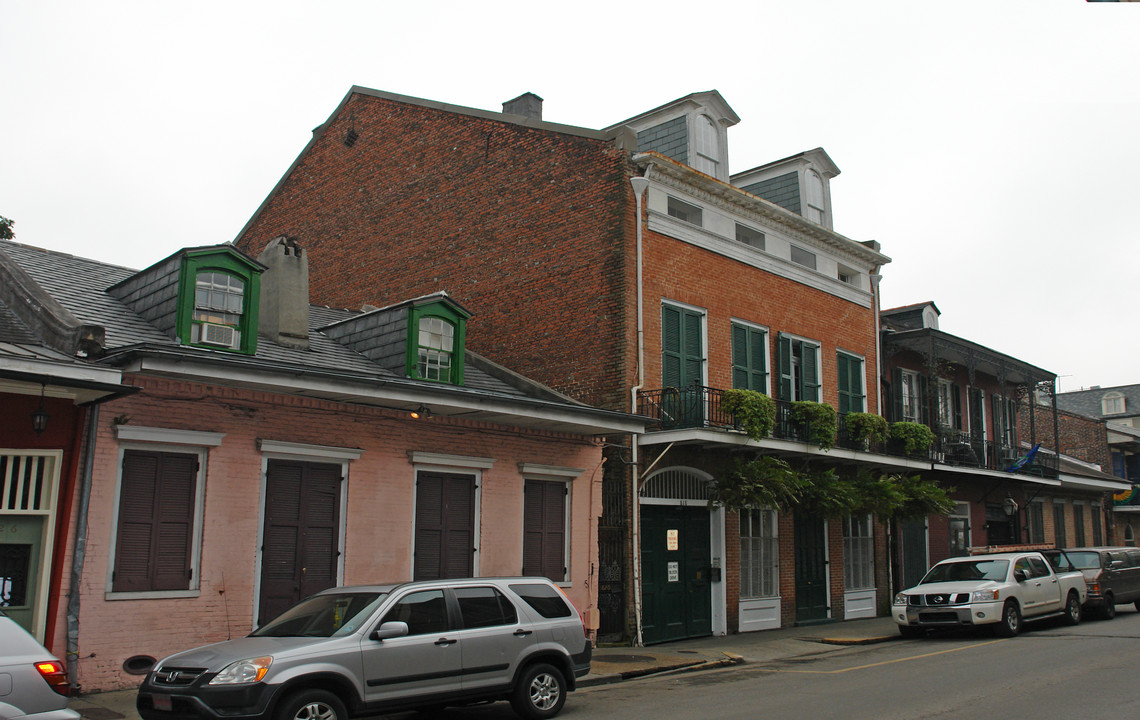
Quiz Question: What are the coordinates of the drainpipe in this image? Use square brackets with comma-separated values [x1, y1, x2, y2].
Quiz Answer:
[629, 174, 649, 647]
[66, 404, 99, 691]
[871, 269, 883, 415]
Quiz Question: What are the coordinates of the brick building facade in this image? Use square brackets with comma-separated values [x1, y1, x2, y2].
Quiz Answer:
[234, 87, 908, 642]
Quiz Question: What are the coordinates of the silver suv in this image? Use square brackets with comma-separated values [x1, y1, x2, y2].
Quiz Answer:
[136, 577, 591, 720]
[0, 610, 79, 720]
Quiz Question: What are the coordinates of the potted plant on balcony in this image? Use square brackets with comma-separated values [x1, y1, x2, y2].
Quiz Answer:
[844, 412, 890, 451]
[890, 421, 936, 457]
[789, 401, 837, 450]
[721, 389, 776, 441]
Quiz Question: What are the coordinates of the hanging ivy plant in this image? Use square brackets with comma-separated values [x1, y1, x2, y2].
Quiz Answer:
[844, 412, 890, 448]
[789, 401, 837, 450]
[707, 455, 809, 511]
[721, 389, 776, 441]
[890, 421, 936, 456]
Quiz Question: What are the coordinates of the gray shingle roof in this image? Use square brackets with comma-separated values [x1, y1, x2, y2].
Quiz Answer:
[1057, 385, 1140, 421]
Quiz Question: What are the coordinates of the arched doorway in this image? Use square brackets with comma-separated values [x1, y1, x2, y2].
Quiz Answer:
[639, 467, 723, 644]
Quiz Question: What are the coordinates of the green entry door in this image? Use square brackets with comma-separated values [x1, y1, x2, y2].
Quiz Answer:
[794, 515, 829, 624]
[640, 504, 712, 644]
[0, 515, 45, 635]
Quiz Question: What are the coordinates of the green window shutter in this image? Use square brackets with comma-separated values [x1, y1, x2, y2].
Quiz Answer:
[732, 324, 769, 392]
[952, 384, 963, 430]
[731, 324, 749, 390]
[837, 353, 862, 414]
[662, 305, 682, 388]
[802, 342, 820, 402]
[891, 367, 903, 422]
[777, 333, 793, 401]
[917, 375, 929, 425]
[682, 310, 703, 388]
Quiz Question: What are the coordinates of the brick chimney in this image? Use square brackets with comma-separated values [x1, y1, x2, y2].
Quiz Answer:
[257, 236, 309, 349]
[503, 92, 543, 121]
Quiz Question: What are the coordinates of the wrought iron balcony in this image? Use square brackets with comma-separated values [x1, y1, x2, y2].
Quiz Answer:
[637, 385, 1058, 479]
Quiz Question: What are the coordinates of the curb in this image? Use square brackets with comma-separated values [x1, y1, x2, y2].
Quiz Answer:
[817, 634, 899, 646]
[579, 654, 744, 688]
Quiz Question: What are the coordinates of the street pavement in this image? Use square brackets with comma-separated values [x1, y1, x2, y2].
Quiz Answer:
[68, 615, 901, 720]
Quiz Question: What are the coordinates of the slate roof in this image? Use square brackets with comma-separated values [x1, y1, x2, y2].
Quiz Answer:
[0, 239, 591, 411]
[1057, 384, 1140, 421]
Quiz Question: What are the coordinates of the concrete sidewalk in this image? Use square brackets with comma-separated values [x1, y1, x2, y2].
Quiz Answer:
[68, 616, 901, 719]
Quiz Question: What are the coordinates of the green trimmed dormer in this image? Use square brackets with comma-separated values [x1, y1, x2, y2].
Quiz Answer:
[406, 298, 469, 385]
[320, 291, 471, 386]
[108, 245, 264, 355]
[178, 248, 263, 354]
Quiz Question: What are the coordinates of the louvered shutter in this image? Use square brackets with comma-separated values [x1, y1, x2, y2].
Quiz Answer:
[114, 450, 197, 593]
[414, 472, 475, 581]
[837, 353, 852, 414]
[777, 334, 793, 401]
[523, 480, 567, 581]
[731, 324, 749, 390]
[682, 310, 702, 388]
[917, 375, 929, 424]
[802, 342, 820, 402]
[662, 305, 682, 388]
[891, 367, 903, 422]
[414, 474, 444, 581]
[952, 384, 963, 430]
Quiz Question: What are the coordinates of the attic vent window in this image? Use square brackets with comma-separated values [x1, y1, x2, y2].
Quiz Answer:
[344, 128, 359, 147]
[191, 272, 244, 349]
[667, 196, 703, 226]
[790, 245, 817, 271]
[735, 223, 765, 251]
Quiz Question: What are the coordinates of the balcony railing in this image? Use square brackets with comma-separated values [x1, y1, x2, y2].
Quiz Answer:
[637, 385, 1059, 479]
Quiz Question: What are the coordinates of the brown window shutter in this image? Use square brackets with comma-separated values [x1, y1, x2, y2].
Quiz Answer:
[114, 450, 197, 592]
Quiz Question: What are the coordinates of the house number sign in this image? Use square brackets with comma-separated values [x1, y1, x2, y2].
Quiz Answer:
[666, 529, 679, 551]
[667, 561, 679, 582]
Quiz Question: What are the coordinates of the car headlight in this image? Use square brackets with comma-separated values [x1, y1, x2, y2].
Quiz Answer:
[209, 656, 273, 685]
[971, 589, 1000, 602]
[893, 593, 909, 605]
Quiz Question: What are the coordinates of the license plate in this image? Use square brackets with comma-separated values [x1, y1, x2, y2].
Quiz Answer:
[153, 694, 173, 712]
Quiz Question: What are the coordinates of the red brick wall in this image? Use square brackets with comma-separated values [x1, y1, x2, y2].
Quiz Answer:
[234, 92, 636, 409]
[1020, 405, 1111, 470]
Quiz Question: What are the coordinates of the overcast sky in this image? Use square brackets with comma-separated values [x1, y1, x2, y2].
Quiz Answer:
[2, 1, 1136, 392]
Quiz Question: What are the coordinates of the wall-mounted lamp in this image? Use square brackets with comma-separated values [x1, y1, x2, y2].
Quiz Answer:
[1002, 494, 1019, 517]
[31, 384, 50, 435]
[410, 405, 432, 420]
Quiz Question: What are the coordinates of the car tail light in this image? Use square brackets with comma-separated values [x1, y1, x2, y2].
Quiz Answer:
[36, 661, 70, 696]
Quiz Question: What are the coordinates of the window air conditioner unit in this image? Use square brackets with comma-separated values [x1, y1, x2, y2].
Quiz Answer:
[201, 323, 237, 348]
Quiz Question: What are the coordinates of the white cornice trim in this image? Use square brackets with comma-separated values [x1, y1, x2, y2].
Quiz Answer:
[115, 425, 225, 446]
[409, 451, 495, 470]
[637, 154, 889, 267]
[258, 439, 364, 461]
[518, 463, 585, 479]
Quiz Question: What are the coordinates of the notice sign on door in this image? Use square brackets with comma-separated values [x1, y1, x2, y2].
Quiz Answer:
[667, 529, 679, 551]
[667, 561, 679, 582]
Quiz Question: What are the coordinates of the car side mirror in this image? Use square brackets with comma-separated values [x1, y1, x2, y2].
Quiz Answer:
[370, 621, 409, 641]
[1014, 569, 1028, 583]
[1109, 560, 1125, 570]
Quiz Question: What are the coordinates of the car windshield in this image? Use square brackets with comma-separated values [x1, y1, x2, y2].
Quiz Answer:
[919, 559, 1009, 584]
[252, 592, 386, 638]
[1065, 551, 1102, 570]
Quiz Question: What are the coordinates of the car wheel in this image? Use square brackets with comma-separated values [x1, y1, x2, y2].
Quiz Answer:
[995, 600, 1021, 637]
[1102, 594, 1117, 620]
[510, 663, 566, 720]
[276, 690, 347, 720]
[898, 625, 924, 639]
[1063, 592, 1081, 626]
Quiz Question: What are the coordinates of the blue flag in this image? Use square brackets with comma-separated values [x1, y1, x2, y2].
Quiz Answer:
[1005, 443, 1041, 472]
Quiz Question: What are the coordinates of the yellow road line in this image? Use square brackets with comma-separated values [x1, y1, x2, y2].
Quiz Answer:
[761, 639, 1007, 674]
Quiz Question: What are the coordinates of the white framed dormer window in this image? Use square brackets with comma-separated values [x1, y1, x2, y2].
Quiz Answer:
[667, 196, 703, 226]
[1103, 392, 1126, 415]
[190, 271, 244, 349]
[107, 426, 224, 600]
[692, 114, 720, 177]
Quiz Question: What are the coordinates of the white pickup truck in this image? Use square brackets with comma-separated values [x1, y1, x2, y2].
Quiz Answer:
[893, 550, 1087, 638]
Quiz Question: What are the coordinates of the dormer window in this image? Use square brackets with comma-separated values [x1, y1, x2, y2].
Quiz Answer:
[417, 316, 455, 381]
[174, 248, 262, 354]
[406, 300, 467, 384]
[1103, 392, 1126, 415]
[805, 170, 826, 224]
[191, 272, 245, 348]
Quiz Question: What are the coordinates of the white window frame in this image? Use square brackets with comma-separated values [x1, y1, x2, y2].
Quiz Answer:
[804, 170, 826, 225]
[666, 196, 703, 226]
[408, 452, 493, 579]
[739, 508, 779, 599]
[900, 370, 921, 423]
[106, 426, 223, 600]
[936, 379, 955, 428]
[692, 114, 720, 177]
[1103, 392, 1126, 415]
